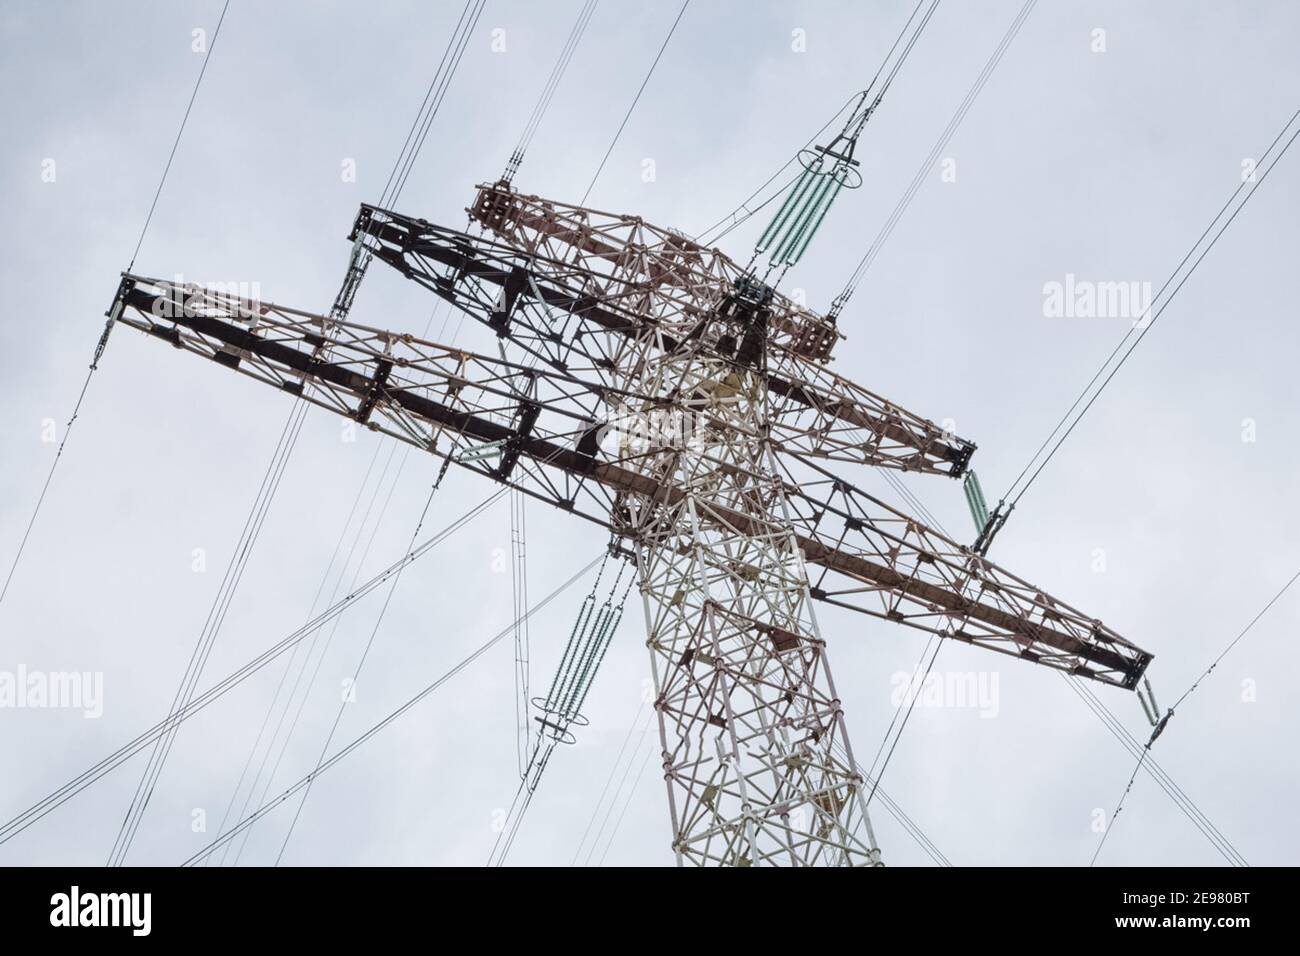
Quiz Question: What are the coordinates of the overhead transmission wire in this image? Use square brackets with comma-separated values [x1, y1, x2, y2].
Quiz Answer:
[851, 468, 1231, 867]
[330, 0, 485, 322]
[482, 4, 707, 864]
[865, 623, 943, 815]
[108, 396, 307, 866]
[869, 0, 942, 109]
[207, 437, 390, 866]
[215, 307, 451, 866]
[569, 699, 647, 865]
[580, 0, 690, 205]
[693, 0, 938, 250]
[272, 457, 460, 864]
[228, 456, 410, 865]
[0, 0, 233, 615]
[853, 470, 959, 812]
[381, 0, 487, 208]
[912, 473, 1242, 865]
[502, 0, 600, 181]
[1062, 674, 1246, 867]
[215, 440, 405, 867]
[497, 3, 603, 775]
[128, 0, 232, 269]
[479, 10, 602, 682]
[870, 472, 1239, 865]
[830, 0, 1037, 317]
[828, 738, 952, 867]
[510, 488, 531, 777]
[188, 2, 485, 864]
[1168, 569, 1300, 714]
[489, 558, 635, 866]
[1090, 569, 1299, 865]
[108, 0, 486, 860]
[831, 116, 1300, 862]
[574, 702, 654, 867]
[0, 485, 508, 849]
[777, 110, 1298, 868]
[592, 718, 658, 866]
[995, 106, 1300, 519]
[180, 553, 606, 866]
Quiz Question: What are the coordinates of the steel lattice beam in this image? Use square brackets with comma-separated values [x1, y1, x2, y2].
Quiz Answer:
[110, 274, 1150, 691]
[107, 180, 1151, 867]
[353, 200, 975, 478]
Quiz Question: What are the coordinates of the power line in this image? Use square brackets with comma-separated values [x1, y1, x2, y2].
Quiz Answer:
[693, 0, 941, 250]
[207, 438, 389, 866]
[379, 0, 487, 209]
[218, 309, 450, 866]
[570, 699, 646, 865]
[581, 709, 655, 866]
[875, 469, 1247, 866]
[870, 0, 941, 106]
[865, 638, 942, 809]
[1169, 568, 1300, 713]
[387, 0, 487, 206]
[273, 459, 456, 863]
[886, 457, 1249, 865]
[1086, 571, 1298, 865]
[109, 396, 308, 865]
[829, 738, 952, 867]
[0, 0, 233, 614]
[999, 107, 1300, 514]
[1089, 739, 1150, 866]
[0, 487, 507, 849]
[594, 728, 657, 866]
[504, 0, 600, 181]
[189, 4, 487, 862]
[0, 321, 111, 611]
[128, 0, 232, 270]
[580, 0, 690, 205]
[510, 488, 531, 777]
[830, 0, 1037, 318]
[1062, 675, 1246, 866]
[219, 440, 406, 865]
[179, 553, 606, 866]
[329, 0, 485, 324]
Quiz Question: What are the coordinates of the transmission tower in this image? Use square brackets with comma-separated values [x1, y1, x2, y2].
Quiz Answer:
[103, 99, 1151, 866]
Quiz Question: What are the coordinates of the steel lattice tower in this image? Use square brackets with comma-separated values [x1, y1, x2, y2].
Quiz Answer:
[105, 166, 1152, 865]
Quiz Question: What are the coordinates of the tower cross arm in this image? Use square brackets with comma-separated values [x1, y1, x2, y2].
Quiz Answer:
[775, 452, 1152, 688]
[356, 192, 976, 477]
[108, 271, 1148, 689]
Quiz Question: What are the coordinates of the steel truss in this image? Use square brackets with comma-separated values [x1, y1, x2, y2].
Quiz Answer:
[108, 180, 1151, 867]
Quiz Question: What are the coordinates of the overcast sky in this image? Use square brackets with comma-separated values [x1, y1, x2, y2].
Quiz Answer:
[1, 0, 1297, 867]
